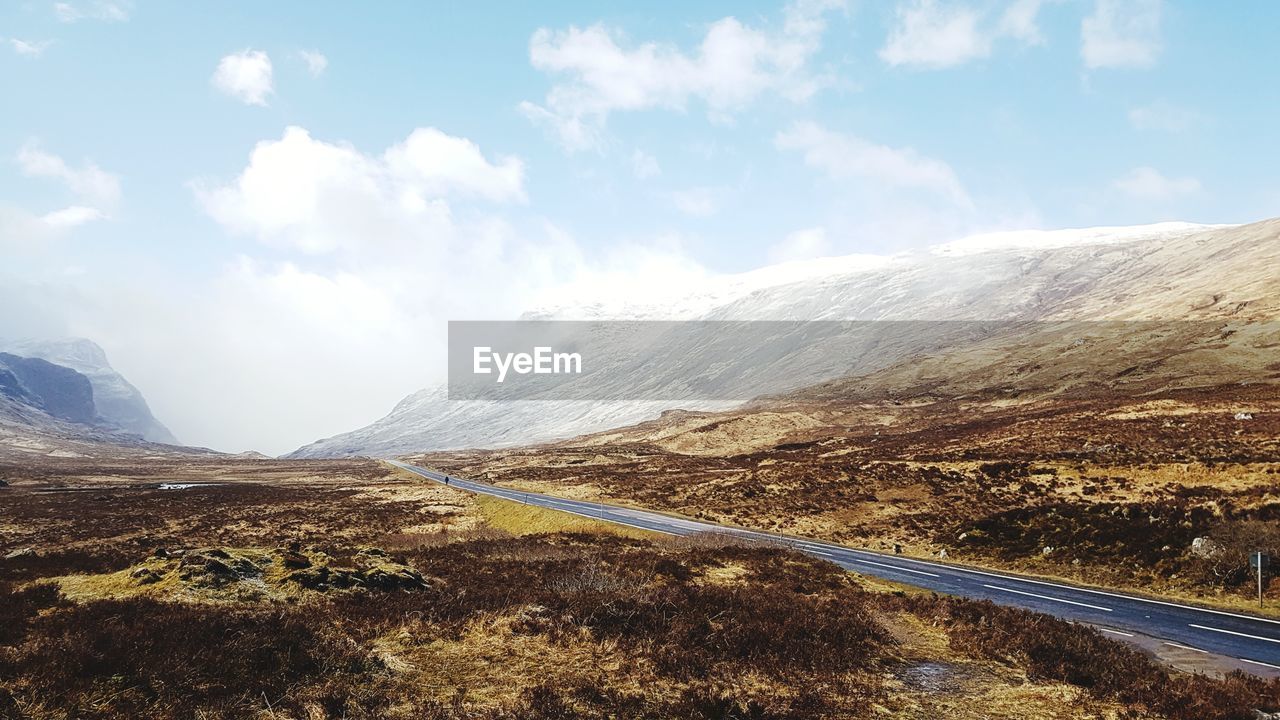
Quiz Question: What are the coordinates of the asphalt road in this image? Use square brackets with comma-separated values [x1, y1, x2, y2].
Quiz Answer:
[391, 461, 1280, 678]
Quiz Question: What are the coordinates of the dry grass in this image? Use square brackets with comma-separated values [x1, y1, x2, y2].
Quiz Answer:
[416, 383, 1280, 615]
[7, 532, 1279, 719]
[7, 453, 1280, 718]
[471, 494, 655, 539]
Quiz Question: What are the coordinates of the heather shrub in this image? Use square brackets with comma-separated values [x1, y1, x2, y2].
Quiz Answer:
[879, 593, 1280, 720]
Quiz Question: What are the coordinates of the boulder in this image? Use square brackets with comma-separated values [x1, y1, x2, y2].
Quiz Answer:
[130, 567, 164, 585]
[279, 551, 311, 569]
[1191, 537, 1223, 558]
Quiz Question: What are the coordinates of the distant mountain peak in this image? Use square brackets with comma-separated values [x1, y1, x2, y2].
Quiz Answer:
[0, 337, 178, 445]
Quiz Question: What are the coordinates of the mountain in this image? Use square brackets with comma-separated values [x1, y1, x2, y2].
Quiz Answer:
[0, 338, 178, 444]
[0, 350, 136, 460]
[0, 352, 96, 424]
[288, 220, 1266, 459]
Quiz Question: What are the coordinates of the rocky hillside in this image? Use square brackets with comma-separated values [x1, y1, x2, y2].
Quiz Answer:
[0, 339, 186, 461]
[0, 338, 177, 444]
[0, 353, 96, 425]
[291, 220, 1278, 458]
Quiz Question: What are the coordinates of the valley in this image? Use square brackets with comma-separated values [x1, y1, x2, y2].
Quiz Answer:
[4, 220, 1280, 718]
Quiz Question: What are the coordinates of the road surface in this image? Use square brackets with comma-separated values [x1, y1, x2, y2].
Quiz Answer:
[391, 460, 1280, 678]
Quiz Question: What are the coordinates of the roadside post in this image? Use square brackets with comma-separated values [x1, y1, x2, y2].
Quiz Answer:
[1251, 551, 1269, 607]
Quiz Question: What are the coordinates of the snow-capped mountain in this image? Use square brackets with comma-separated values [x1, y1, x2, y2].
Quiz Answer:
[0, 337, 178, 444]
[288, 220, 1264, 459]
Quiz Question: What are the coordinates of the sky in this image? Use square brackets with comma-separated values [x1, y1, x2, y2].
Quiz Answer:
[1, 0, 1278, 454]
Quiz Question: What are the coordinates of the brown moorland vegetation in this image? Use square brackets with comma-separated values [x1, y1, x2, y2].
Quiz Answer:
[417, 383, 1280, 612]
[5, 456, 1280, 718]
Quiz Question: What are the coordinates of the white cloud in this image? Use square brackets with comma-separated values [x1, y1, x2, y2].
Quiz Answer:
[631, 149, 661, 179]
[776, 121, 971, 207]
[880, 1, 989, 68]
[40, 205, 107, 228]
[9, 38, 52, 57]
[879, 0, 1047, 69]
[16, 143, 122, 217]
[1081, 0, 1162, 69]
[212, 49, 274, 106]
[385, 128, 527, 203]
[164, 125, 712, 451]
[1111, 166, 1199, 201]
[769, 227, 830, 263]
[998, 0, 1048, 45]
[298, 50, 328, 77]
[194, 126, 525, 255]
[54, 1, 130, 22]
[1128, 101, 1199, 132]
[670, 187, 723, 217]
[521, 0, 844, 150]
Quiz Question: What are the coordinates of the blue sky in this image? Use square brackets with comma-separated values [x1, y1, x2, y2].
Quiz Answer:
[1, 0, 1278, 452]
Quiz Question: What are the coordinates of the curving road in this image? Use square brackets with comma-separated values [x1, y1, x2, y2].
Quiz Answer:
[390, 461, 1280, 678]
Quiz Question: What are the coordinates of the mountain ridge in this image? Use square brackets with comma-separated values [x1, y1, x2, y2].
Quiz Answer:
[287, 220, 1262, 459]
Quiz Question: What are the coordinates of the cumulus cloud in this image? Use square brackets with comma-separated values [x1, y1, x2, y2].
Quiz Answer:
[163, 126, 713, 451]
[194, 126, 525, 254]
[880, 1, 989, 68]
[16, 143, 121, 224]
[997, 0, 1048, 45]
[776, 121, 971, 207]
[879, 0, 1047, 69]
[54, 1, 130, 22]
[298, 50, 328, 77]
[9, 38, 52, 57]
[40, 206, 107, 229]
[521, 0, 844, 150]
[769, 227, 830, 263]
[212, 49, 274, 106]
[1111, 166, 1199, 201]
[1081, 0, 1163, 69]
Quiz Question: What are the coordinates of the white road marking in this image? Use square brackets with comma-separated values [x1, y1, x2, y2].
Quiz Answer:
[855, 549, 1280, 626]
[1163, 642, 1209, 654]
[1239, 658, 1280, 670]
[806, 550, 835, 557]
[1188, 624, 1280, 644]
[983, 584, 1113, 612]
[849, 557, 941, 578]
[1100, 628, 1134, 637]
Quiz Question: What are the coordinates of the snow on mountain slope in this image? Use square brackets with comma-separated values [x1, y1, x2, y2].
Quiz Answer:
[288, 221, 1241, 459]
[0, 338, 179, 444]
[929, 222, 1219, 257]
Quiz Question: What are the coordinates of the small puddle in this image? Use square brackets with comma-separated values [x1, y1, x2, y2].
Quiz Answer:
[34, 483, 223, 494]
[896, 661, 968, 693]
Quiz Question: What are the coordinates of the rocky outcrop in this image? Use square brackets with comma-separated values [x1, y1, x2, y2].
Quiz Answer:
[1, 338, 177, 444]
[0, 352, 96, 424]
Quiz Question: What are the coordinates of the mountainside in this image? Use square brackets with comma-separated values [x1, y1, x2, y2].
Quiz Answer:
[0, 352, 96, 425]
[289, 220, 1265, 459]
[411, 220, 1280, 619]
[0, 338, 178, 444]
